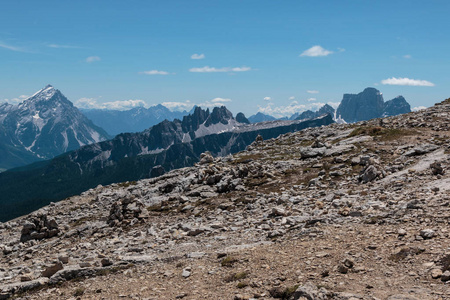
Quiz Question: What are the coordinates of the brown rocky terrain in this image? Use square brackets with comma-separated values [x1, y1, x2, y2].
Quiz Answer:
[1, 99, 450, 300]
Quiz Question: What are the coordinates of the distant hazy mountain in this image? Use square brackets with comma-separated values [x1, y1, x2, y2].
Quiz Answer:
[235, 112, 250, 124]
[80, 104, 189, 136]
[0, 106, 333, 221]
[0, 85, 110, 170]
[382, 96, 411, 117]
[248, 112, 277, 123]
[295, 104, 336, 121]
[336, 88, 411, 123]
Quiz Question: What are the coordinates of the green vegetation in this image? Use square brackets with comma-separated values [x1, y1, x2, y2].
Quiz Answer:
[70, 216, 93, 227]
[117, 181, 137, 188]
[225, 271, 248, 282]
[389, 247, 424, 262]
[73, 287, 85, 296]
[221, 256, 238, 267]
[348, 126, 417, 141]
[232, 153, 264, 164]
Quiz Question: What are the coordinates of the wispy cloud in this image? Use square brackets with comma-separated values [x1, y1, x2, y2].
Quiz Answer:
[86, 56, 101, 63]
[381, 77, 435, 87]
[2, 95, 29, 104]
[139, 70, 170, 75]
[307, 97, 317, 102]
[0, 42, 26, 52]
[300, 45, 333, 57]
[258, 101, 336, 118]
[403, 54, 412, 59]
[412, 106, 427, 111]
[48, 44, 81, 49]
[161, 100, 193, 112]
[263, 97, 272, 101]
[162, 98, 233, 112]
[75, 97, 148, 110]
[327, 102, 340, 109]
[211, 97, 231, 103]
[307, 90, 319, 94]
[289, 96, 295, 100]
[189, 66, 251, 73]
[191, 53, 205, 59]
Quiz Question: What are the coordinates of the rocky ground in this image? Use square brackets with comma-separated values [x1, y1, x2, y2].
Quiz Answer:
[1, 100, 450, 299]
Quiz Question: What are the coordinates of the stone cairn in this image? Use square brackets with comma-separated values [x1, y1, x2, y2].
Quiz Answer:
[20, 214, 59, 243]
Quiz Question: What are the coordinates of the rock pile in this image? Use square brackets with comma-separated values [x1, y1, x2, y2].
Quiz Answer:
[107, 196, 149, 226]
[20, 214, 59, 243]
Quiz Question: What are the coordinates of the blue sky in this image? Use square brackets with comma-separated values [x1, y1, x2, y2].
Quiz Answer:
[1, 0, 449, 117]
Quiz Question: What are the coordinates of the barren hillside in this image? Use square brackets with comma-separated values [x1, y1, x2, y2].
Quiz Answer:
[1, 99, 450, 300]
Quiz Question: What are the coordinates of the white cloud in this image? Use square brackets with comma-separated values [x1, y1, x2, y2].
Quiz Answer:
[189, 66, 251, 73]
[86, 56, 101, 63]
[75, 97, 148, 110]
[327, 102, 340, 109]
[300, 45, 333, 57]
[161, 100, 193, 112]
[257, 102, 332, 118]
[2, 94, 29, 104]
[161, 97, 232, 112]
[412, 106, 427, 111]
[263, 97, 272, 101]
[0, 42, 26, 52]
[309, 102, 326, 109]
[191, 53, 205, 59]
[48, 44, 80, 49]
[140, 70, 170, 75]
[307, 97, 317, 102]
[102, 100, 147, 110]
[338, 48, 346, 52]
[381, 77, 435, 87]
[403, 54, 412, 59]
[289, 96, 295, 100]
[307, 90, 319, 94]
[211, 97, 231, 103]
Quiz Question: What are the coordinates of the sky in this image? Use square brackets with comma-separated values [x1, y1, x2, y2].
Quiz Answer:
[1, 0, 449, 117]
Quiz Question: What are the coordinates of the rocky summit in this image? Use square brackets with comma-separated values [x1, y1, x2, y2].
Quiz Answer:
[336, 88, 411, 123]
[0, 99, 450, 300]
[0, 85, 110, 170]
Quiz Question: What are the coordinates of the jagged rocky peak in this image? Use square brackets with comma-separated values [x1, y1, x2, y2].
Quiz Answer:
[204, 106, 234, 126]
[336, 87, 385, 123]
[181, 106, 210, 132]
[295, 104, 335, 121]
[317, 104, 335, 115]
[28, 84, 57, 102]
[19, 84, 74, 113]
[0, 85, 110, 170]
[336, 87, 411, 123]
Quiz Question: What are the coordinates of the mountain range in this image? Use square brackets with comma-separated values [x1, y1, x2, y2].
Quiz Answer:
[0, 106, 333, 222]
[248, 88, 411, 124]
[0, 85, 415, 221]
[0, 86, 110, 170]
[80, 105, 189, 136]
[0, 86, 412, 172]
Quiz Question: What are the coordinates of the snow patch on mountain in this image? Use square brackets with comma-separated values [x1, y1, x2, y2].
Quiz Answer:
[0, 85, 111, 170]
[194, 119, 240, 138]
